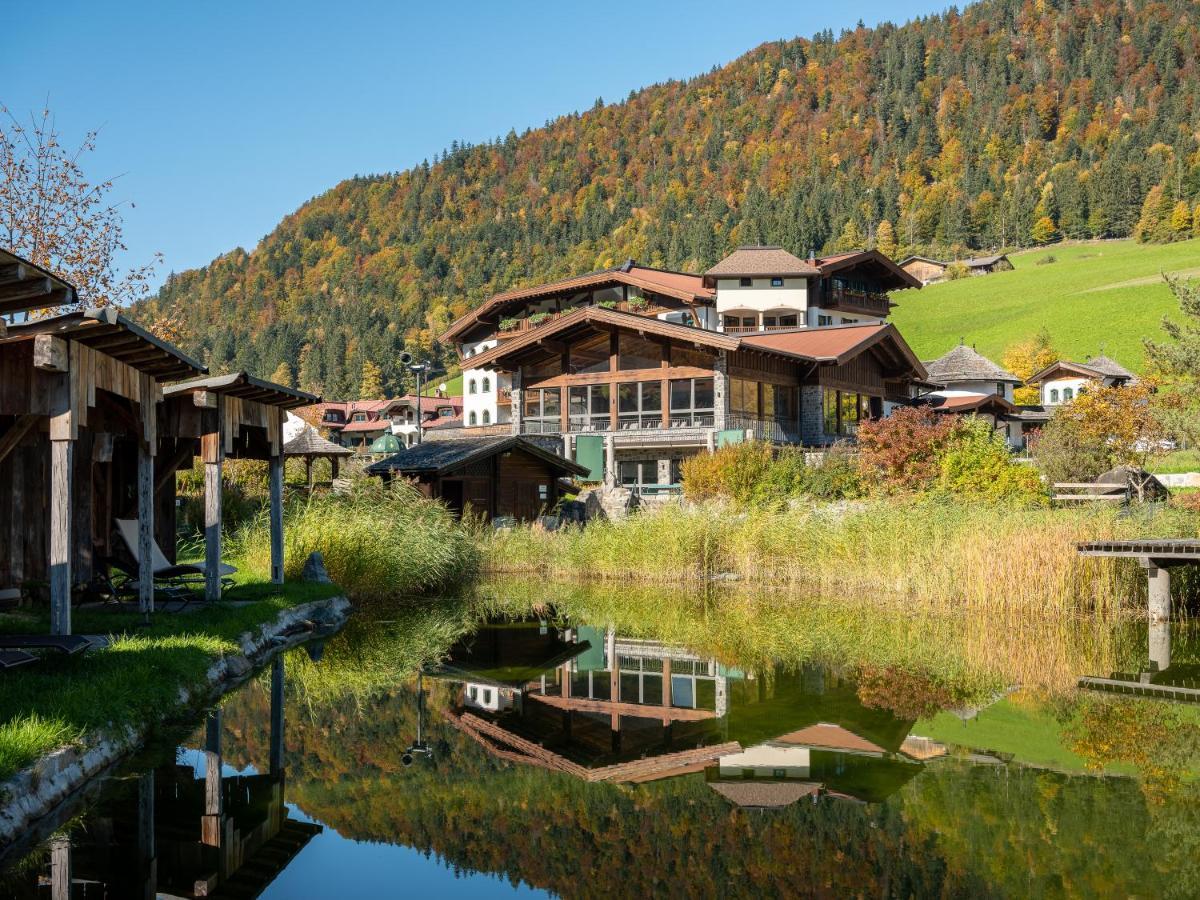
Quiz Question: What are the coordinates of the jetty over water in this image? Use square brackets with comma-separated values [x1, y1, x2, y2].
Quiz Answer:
[1078, 540, 1200, 622]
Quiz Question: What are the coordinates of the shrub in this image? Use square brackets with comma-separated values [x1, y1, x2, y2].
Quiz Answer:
[937, 417, 1046, 504]
[1035, 254, 1057, 266]
[680, 442, 774, 504]
[857, 407, 958, 493]
[680, 442, 862, 506]
[799, 444, 864, 500]
[943, 261, 970, 280]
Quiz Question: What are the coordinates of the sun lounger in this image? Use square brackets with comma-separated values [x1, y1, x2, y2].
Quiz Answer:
[114, 519, 236, 599]
[0, 650, 37, 669]
[0, 634, 91, 654]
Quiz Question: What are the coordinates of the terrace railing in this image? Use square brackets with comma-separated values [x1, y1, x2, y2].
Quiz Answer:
[726, 414, 802, 444]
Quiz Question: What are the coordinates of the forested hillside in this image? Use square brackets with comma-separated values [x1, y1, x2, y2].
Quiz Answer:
[139, 0, 1200, 396]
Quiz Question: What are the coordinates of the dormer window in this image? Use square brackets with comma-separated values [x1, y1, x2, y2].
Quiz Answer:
[739, 277, 752, 287]
[352, 413, 368, 422]
[770, 277, 784, 287]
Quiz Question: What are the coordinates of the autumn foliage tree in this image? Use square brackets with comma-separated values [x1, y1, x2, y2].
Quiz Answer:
[0, 106, 159, 310]
[856, 407, 959, 493]
[1003, 328, 1059, 404]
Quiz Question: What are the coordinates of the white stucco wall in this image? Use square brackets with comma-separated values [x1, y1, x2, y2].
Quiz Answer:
[461, 336, 512, 428]
[933, 381, 1014, 401]
[1041, 376, 1090, 405]
[715, 277, 808, 328]
[717, 744, 812, 777]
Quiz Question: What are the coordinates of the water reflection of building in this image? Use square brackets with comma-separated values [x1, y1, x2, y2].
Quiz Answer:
[3, 656, 318, 898]
[428, 618, 924, 805]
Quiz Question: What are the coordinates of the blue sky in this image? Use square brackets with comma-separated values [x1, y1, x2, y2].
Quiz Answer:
[4, 1, 937, 289]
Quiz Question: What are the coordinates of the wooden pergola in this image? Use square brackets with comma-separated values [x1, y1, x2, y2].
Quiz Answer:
[162, 373, 318, 600]
[282, 427, 353, 489]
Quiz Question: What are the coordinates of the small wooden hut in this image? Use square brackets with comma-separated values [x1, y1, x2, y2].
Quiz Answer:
[365, 436, 587, 520]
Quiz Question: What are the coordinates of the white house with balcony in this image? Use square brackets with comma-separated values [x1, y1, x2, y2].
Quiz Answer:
[918, 341, 1023, 446]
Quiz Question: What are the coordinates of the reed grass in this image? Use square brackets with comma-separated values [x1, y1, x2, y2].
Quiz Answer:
[233, 481, 479, 603]
[485, 499, 1200, 616]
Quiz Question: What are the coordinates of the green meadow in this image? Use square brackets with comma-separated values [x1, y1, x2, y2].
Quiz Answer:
[890, 238, 1200, 371]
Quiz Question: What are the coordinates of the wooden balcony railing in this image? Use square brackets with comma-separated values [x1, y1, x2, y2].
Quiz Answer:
[726, 414, 802, 443]
[822, 289, 891, 316]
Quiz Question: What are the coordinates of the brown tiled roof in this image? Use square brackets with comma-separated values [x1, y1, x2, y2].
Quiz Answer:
[341, 418, 391, 433]
[738, 323, 927, 376]
[921, 392, 1018, 414]
[923, 343, 1020, 384]
[708, 780, 820, 809]
[439, 264, 713, 344]
[704, 246, 819, 278]
[776, 724, 886, 755]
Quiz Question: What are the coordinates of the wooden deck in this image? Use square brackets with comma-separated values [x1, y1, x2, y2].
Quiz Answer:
[1077, 539, 1200, 560]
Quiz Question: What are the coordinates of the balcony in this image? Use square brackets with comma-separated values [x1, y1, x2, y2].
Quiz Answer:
[821, 288, 891, 317]
[726, 414, 802, 444]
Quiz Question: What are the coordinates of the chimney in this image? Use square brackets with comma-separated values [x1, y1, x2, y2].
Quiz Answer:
[620, 259, 635, 273]
[807, 248, 816, 263]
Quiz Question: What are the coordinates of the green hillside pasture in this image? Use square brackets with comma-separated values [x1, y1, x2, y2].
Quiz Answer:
[890, 239, 1200, 371]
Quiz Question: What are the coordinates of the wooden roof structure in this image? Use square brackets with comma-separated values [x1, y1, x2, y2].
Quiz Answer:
[1026, 356, 1136, 385]
[1, 306, 206, 381]
[440, 262, 714, 344]
[164, 371, 318, 409]
[0, 248, 80, 316]
[283, 427, 353, 458]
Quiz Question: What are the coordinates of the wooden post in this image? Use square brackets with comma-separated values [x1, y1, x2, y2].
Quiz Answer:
[202, 395, 224, 603]
[50, 835, 71, 900]
[137, 440, 155, 615]
[269, 654, 285, 777]
[50, 439, 72, 635]
[269, 452, 284, 584]
[305, 456, 313, 490]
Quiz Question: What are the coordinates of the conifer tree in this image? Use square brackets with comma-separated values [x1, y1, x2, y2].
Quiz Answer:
[875, 220, 898, 259]
[359, 360, 384, 399]
[269, 362, 294, 387]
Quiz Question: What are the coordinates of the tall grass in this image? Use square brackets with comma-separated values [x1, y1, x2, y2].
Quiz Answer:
[233, 481, 479, 603]
[485, 499, 1200, 616]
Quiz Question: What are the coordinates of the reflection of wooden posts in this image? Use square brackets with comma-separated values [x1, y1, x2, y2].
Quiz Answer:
[661, 657, 672, 725]
[269, 450, 284, 585]
[50, 834, 71, 900]
[138, 770, 157, 900]
[607, 628, 620, 748]
[200, 393, 224, 603]
[202, 709, 222, 848]
[270, 655, 285, 777]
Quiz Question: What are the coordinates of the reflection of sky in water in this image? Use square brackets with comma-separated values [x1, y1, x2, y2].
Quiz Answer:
[264, 804, 548, 899]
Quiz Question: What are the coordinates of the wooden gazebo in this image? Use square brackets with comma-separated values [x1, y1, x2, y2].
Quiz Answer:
[283, 427, 353, 488]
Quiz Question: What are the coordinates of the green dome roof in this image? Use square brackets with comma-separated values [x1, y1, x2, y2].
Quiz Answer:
[368, 433, 402, 455]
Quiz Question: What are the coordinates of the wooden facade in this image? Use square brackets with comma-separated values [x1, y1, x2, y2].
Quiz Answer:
[366, 437, 589, 521]
[0, 258, 317, 635]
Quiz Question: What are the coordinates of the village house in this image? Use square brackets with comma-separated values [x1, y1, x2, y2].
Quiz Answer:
[309, 396, 464, 450]
[438, 246, 927, 490]
[1026, 356, 1136, 407]
[898, 253, 1013, 285]
[918, 342, 1022, 446]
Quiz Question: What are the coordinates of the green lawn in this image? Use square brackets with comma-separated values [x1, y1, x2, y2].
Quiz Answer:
[0, 567, 341, 782]
[423, 373, 462, 396]
[890, 238, 1200, 372]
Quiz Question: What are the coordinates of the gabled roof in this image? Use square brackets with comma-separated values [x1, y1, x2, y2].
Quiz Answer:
[738, 323, 928, 378]
[2, 306, 206, 380]
[898, 255, 947, 268]
[923, 342, 1019, 384]
[1026, 356, 1136, 385]
[0, 248, 80, 315]
[466, 306, 740, 370]
[364, 435, 589, 478]
[164, 371, 318, 409]
[704, 245, 820, 279]
[918, 392, 1018, 414]
[962, 254, 1009, 267]
[283, 428, 353, 457]
[439, 263, 714, 344]
[340, 417, 392, 433]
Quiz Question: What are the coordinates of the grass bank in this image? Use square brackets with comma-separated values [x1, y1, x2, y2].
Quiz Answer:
[485, 499, 1199, 615]
[0, 570, 341, 784]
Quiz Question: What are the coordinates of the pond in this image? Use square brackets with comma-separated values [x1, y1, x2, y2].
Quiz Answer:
[4, 580, 1200, 898]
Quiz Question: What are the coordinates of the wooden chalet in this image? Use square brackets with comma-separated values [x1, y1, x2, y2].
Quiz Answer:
[464, 307, 926, 486]
[365, 435, 588, 521]
[0, 250, 317, 634]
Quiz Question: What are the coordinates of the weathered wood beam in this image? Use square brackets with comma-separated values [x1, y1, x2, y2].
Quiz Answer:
[193, 390, 218, 409]
[202, 395, 224, 603]
[269, 452, 284, 584]
[138, 441, 154, 615]
[0, 414, 39, 467]
[33, 334, 69, 372]
[0, 263, 27, 286]
[0, 275, 50, 302]
[155, 442, 196, 494]
[50, 439, 72, 635]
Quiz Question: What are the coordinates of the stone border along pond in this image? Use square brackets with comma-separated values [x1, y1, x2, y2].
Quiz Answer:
[0, 594, 352, 848]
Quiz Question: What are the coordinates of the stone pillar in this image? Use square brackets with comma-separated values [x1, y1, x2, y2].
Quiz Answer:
[509, 369, 522, 436]
[800, 385, 825, 446]
[562, 433, 572, 460]
[712, 352, 728, 432]
[1146, 563, 1171, 623]
[604, 434, 616, 488]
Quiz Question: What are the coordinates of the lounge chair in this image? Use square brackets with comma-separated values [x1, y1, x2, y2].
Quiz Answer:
[113, 519, 237, 600]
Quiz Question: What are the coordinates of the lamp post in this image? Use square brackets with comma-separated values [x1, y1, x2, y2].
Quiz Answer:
[402, 672, 433, 766]
[409, 362, 430, 444]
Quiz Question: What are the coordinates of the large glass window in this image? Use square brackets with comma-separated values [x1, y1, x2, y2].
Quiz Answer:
[569, 333, 610, 375]
[618, 334, 661, 371]
[568, 384, 610, 431]
[669, 377, 715, 427]
[523, 388, 561, 433]
[823, 389, 872, 437]
[619, 460, 659, 488]
[730, 378, 758, 416]
[617, 381, 663, 429]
